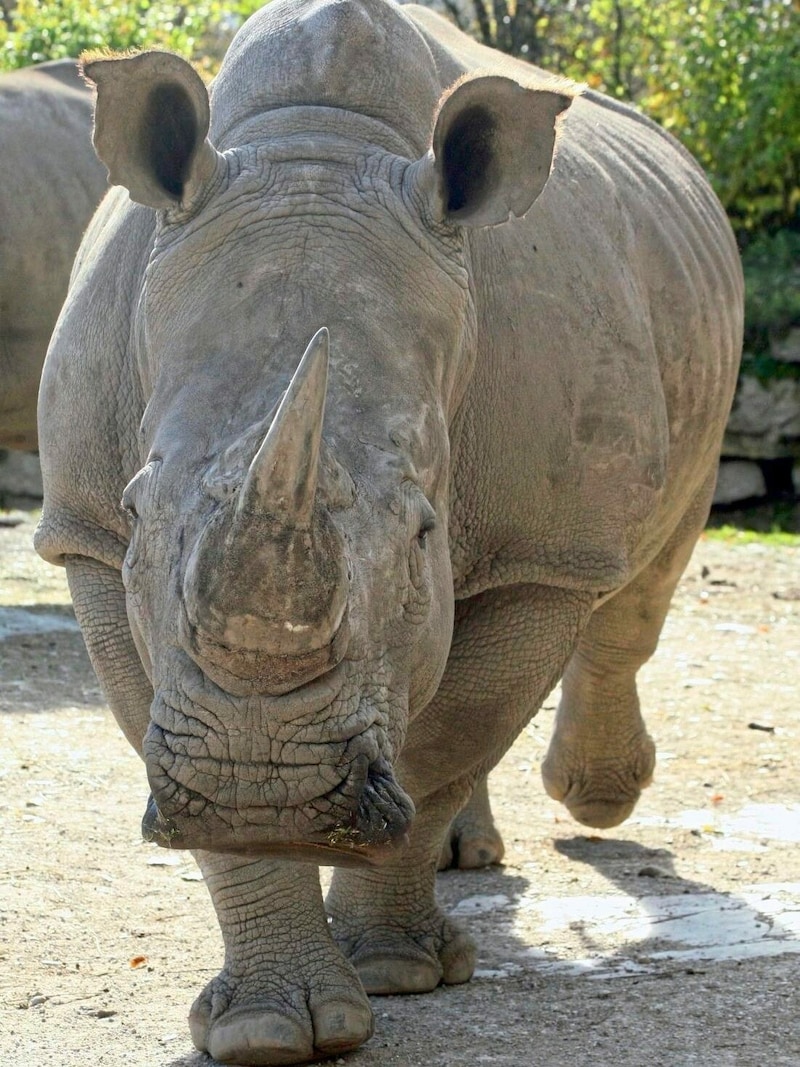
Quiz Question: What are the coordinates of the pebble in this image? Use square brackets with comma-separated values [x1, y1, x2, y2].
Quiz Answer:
[637, 864, 673, 878]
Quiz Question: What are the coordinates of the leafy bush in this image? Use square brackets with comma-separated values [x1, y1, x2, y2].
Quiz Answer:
[0, 1, 263, 75]
[642, 1, 799, 235]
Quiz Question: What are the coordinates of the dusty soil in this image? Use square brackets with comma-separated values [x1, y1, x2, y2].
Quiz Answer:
[1, 510, 799, 1066]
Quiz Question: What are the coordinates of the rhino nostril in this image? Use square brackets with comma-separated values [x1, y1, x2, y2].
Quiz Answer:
[353, 758, 415, 845]
[142, 793, 183, 846]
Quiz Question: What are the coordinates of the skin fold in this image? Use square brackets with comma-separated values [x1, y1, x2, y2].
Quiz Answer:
[35, 0, 742, 1062]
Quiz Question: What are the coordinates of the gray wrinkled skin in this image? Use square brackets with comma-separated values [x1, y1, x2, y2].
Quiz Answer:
[0, 60, 107, 450]
[35, 1, 743, 1062]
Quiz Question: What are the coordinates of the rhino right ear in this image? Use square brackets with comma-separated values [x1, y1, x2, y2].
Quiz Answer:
[81, 50, 224, 213]
[404, 74, 574, 229]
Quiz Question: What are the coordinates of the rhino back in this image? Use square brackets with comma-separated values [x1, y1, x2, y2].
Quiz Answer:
[26, 57, 87, 92]
[0, 62, 107, 450]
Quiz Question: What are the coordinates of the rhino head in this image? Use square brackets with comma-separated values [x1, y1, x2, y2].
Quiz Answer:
[82, 31, 571, 864]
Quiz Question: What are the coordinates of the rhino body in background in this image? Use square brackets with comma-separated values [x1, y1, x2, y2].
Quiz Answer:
[0, 59, 107, 451]
[35, 0, 742, 1062]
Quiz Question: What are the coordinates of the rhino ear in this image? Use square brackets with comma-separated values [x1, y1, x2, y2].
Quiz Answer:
[81, 50, 223, 213]
[406, 75, 575, 228]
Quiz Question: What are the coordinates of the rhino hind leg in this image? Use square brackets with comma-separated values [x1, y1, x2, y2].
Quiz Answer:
[438, 774, 505, 870]
[542, 476, 717, 829]
[190, 853, 373, 1065]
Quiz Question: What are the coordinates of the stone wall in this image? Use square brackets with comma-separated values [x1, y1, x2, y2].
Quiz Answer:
[715, 328, 800, 505]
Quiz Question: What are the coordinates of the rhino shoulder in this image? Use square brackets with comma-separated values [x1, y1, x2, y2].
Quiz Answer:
[36, 190, 154, 570]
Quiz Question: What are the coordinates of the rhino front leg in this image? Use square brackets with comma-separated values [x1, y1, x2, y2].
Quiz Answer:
[542, 478, 716, 828]
[190, 853, 373, 1065]
[329, 583, 592, 994]
[327, 783, 478, 994]
[65, 555, 152, 754]
[438, 774, 505, 870]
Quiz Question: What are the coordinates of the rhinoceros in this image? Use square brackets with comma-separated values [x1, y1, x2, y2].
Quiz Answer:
[35, 0, 742, 1061]
[0, 59, 107, 451]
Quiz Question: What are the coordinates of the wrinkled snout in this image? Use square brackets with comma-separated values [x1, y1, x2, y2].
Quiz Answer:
[140, 660, 414, 863]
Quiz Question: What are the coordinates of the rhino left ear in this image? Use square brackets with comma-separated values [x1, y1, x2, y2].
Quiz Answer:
[406, 75, 575, 228]
[81, 50, 224, 214]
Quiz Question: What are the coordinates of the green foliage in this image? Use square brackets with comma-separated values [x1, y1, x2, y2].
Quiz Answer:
[0, 1, 262, 75]
[642, 1, 799, 234]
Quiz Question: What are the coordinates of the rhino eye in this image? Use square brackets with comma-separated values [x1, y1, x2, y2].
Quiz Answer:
[121, 485, 139, 520]
[417, 513, 436, 548]
[121, 458, 161, 520]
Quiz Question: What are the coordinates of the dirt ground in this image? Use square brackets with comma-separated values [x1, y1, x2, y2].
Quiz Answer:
[1, 509, 799, 1067]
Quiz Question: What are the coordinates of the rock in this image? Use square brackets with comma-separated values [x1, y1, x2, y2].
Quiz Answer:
[713, 459, 767, 504]
[722, 374, 800, 460]
[0, 450, 43, 503]
[637, 864, 673, 878]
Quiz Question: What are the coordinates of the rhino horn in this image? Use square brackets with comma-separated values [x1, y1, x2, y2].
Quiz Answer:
[183, 327, 350, 690]
[238, 328, 329, 526]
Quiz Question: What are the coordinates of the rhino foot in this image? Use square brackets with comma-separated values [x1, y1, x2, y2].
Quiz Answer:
[331, 907, 475, 995]
[189, 956, 373, 1065]
[439, 825, 505, 870]
[541, 730, 656, 829]
[438, 774, 505, 870]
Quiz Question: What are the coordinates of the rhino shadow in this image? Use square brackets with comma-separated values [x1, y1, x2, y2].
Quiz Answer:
[433, 834, 799, 982]
[547, 834, 800, 973]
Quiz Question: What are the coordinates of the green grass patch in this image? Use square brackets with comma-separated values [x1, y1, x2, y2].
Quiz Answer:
[704, 524, 800, 547]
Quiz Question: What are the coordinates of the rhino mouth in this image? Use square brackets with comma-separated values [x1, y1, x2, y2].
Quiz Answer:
[140, 759, 413, 866]
[178, 603, 351, 697]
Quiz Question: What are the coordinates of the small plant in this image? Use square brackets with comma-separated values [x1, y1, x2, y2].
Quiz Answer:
[327, 826, 364, 847]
